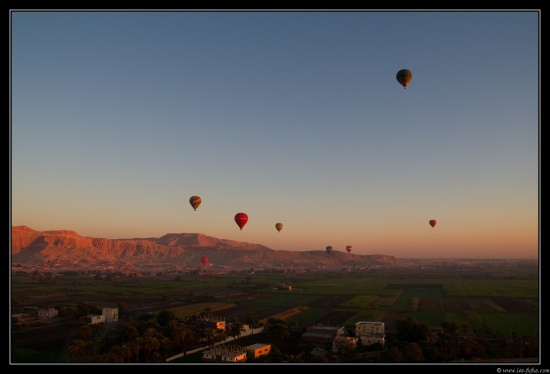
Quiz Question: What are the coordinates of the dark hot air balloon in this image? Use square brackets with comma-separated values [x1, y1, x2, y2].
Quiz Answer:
[189, 196, 202, 211]
[326, 246, 333, 254]
[235, 213, 248, 230]
[200, 256, 209, 266]
[429, 219, 437, 228]
[275, 223, 283, 232]
[346, 245, 352, 253]
[396, 69, 413, 89]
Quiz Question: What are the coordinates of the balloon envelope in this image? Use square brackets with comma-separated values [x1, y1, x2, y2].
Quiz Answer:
[200, 256, 209, 266]
[235, 213, 248, 230]
[429, 219, 437, 228]
[396, 69, 413, 89]
[346, 245, 352, 253]
[275, 223, 283, 232]
[189, 196, 201, 211]
[326, 246, 333, 254]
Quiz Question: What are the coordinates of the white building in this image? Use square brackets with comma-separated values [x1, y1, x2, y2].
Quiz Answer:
[355, 321, 385, 347]
[37, 308, 58, 319]
[102, 307, 119, 322]
[355, 321, 385, 336]
[358, 333, 385, 347]
[81, 314, 105, 325]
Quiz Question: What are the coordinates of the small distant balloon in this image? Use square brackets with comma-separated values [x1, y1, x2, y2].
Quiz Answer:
[275, 223, 283, 232]
[396, 69, 413, 89]
[326, 246, 333, 254]
[189, 196, 202, 211]
[429, 219, 437, 228]
[235, 213, 248, 231]
[346, 245, 352, 253]
[200, 256, 209, 266]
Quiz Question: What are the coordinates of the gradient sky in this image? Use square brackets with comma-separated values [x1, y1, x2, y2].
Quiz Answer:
[10, 10, 540, 259]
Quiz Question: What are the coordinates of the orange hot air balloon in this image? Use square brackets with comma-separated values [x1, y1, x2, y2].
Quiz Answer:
[396, 69, 413, 89]
[189, 196, 202, 211]
[200, 256, 209, 266]
[346, 245, 352, 253]
[275, 223, 283, 232]
[235, 213, 248, 230]
[429, 219, 437, 228]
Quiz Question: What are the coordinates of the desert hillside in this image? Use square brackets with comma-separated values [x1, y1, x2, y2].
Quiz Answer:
[11, 225, 405, 271]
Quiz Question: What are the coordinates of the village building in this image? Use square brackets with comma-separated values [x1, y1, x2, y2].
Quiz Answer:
[358, 333, 385, 347]
[355, 321, 385, 335]
[202, 345, 247, 363]
[23, 306, 39, 316]
[102, 307, 119, 322]
[300, 325, 345, 347]
[37, 308, 58, 319]
[199, 315, 226, 330]
[332, 335, 359, 353]
[355, 321, 385, 347]
[80, 314, 105, 325]
[244, 343, 271, 359]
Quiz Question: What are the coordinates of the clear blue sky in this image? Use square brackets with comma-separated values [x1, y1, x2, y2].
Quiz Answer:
[10, 10, 540, 259]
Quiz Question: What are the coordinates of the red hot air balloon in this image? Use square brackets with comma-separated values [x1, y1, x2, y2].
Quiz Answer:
[429, 219, 437, 228]
[346, 245, 352, 253]
[235, 213, 248, 230]
[189, 196, 201, 211]
[200, 256, 209, 266]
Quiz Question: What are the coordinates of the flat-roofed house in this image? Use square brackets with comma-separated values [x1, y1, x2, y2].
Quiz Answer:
[355, 321, 385, 335]
[358, 333, 385, 347]
[102, 307, 119, 322]
[37, 308, 58, 319]
[355, 321, 385, 347]
[80, 314, 105, 325]
[300, 325, 345, 347]
[244, 343, 271, 359]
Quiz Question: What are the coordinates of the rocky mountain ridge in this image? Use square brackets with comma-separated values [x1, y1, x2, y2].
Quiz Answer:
[11, 225, 407, 271]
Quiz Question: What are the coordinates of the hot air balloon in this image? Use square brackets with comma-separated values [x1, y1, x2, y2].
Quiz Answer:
[275, 223, 283, 232]
[235, 213, 248, 230]
[396, 69, 413, 89]
[429, 219, 437, 228]
[189, 196, 202, 211]
[346, 245, 352, 253]
[326, 246, 333, 254]
[200, 255, 209, 266]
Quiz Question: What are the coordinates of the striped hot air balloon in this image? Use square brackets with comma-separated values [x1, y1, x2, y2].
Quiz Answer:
[396, 69, 413, 89]
[189, 196, 201, 211]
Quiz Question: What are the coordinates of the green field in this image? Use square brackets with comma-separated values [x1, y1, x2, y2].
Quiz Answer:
[11, 267, 540, 363]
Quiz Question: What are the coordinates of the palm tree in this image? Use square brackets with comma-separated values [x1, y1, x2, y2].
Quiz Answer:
[129, 336, 145, 362]
[245, 312, 259, 333]
[404, 342, 424, 362]
[266, 318, 290, 343]
[170, 322, 194, 352]
[382, 346, 404, 363]
[68, 339, 89, 362]
[211, 327, 227, 343]
[228, 319, 246, 340]
[142, 327, 164, 363]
